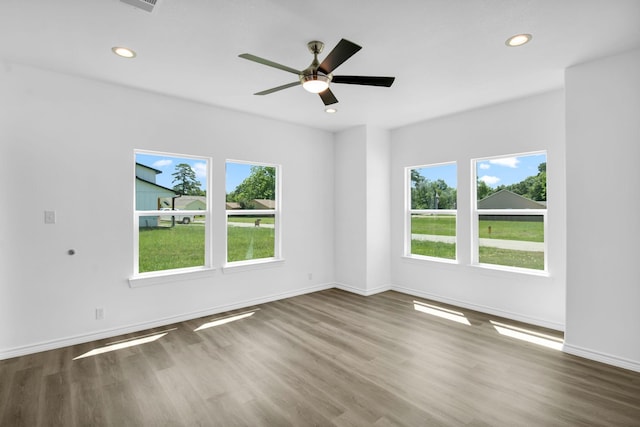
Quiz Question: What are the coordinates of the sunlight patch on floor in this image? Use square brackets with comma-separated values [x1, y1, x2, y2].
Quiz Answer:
[491, 320, 563, 350]
[413, 300, 471, 325]
[194, 310, 257, 332]
[73, 329, 174, 360]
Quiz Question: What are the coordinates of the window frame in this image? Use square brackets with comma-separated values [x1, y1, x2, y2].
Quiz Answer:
[405, 161, 458, 263]
[224, 160, 281, 269]
[472, 151, 548, 274]
[131, 150, 213, 284]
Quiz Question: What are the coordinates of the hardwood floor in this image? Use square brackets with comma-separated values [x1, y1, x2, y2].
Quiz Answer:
[1, 289, 639, 426]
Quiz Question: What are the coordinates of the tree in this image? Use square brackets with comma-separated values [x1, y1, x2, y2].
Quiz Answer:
[501, 162, 546, 201]
[172, 163, 203, 195]
[477, 179, 491, 201]
[227, 166, 276, 208]
[411, 174, 456, 210]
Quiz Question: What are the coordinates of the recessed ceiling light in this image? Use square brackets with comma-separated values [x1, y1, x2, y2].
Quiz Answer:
[505, 34, 532, 47]
[112, 46, 137, 58]
[325, 107, 337, 114]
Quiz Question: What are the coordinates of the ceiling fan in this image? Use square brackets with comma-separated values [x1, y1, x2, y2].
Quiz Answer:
[239, 39, 395, 106]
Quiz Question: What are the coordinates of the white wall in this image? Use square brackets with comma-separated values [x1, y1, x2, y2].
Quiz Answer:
[390, 90, 567, 330]
[0, 64, 335, 358]
[334, 126, 391, 295]
[564, 49, 640, 371]
[365, 127, 391, 293]
[334, 126, 368, 292]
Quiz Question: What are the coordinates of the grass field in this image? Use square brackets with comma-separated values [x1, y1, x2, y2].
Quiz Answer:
[411, 240, 456, 260]
[410, 215, 544, 270]
[411, 215, 543, 242]
[410, 240, 543, 270]
[139, 216, 544, 273]
[226, 225, 274, 262]
[138, 224, 205, 273]
[138, 221, 275, 272]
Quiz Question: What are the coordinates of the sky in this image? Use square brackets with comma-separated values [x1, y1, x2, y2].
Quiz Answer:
[137, 152, 546, 194]
[135, 153, 253, 193]
[476, 153, 546, 188]
[413, 153, 546, 188]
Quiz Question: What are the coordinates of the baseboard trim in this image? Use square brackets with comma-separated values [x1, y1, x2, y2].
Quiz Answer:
[0, 282, 334, 361]
[391, 284, 565, 331]
[334, 282, 392, 296]
[563, 343, 640, 373]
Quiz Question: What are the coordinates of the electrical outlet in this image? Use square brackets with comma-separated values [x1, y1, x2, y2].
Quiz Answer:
[95, 307, 105, 320]
[44, 210, 56, 224]
[308, 273, 313, 280]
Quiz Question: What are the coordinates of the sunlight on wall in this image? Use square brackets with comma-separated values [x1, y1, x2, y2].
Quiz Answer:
[194, 310, 257, 332]
[413, 300, 471, 326]
[491, 320, 563, 350]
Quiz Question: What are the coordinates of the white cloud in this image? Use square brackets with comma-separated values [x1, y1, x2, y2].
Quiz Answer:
[152, 159, 173, 168]
[193, 162, 207, 179]
[479, 175, 500, 185]
[489, 157, 519, 168]
[479, 163, 491, 170]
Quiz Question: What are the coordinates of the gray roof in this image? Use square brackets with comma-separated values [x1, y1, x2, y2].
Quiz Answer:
[478, 189, 546, 209]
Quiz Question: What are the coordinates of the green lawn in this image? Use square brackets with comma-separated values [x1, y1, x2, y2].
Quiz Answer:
[411, 240, 456, 260]
[139, 225, 205, 273]
[411, 215, 543, 242]
[138, 223, 275, 272]
[226, 226, 275, 262]
[410, 240, 543, 270]
[479, 246, 544, 270]
[411, 215, 456, 236]
[411, 215, 544, 269]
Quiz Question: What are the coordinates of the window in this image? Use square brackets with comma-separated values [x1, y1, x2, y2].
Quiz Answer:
[134, 151, 210, 276]
[474, 152, 547, 272]
[225, 161, 279, 264]
[407, 162, 457, 261]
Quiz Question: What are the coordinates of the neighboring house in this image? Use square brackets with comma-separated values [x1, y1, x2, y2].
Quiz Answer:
[478, 189, 546, 222]
[160, 195, 206, 211]
[478, 189, 546, 209]
[225, 199, 275, 210]
[135, 163, 177, 227]
[252, 199, 276, 209]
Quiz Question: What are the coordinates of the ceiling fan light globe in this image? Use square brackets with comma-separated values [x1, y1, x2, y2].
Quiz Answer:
[301, 75, 330, 93]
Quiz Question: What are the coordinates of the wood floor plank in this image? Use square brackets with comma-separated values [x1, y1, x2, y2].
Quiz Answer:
[1, 289, 639, 426]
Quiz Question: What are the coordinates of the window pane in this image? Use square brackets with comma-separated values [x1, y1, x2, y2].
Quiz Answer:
[226, 163, 276, 209]
[135, 151, 209, 276]
[410, 164, 457, 210]
[411, 214, 456, 259]
[138, 220, 205, 273]
[478, 214, 544, 270]
[476, 153, 546, 208]
[409, 163, 457, 261]
[227, 214, 275, 262]
[136, 153, 207, 211]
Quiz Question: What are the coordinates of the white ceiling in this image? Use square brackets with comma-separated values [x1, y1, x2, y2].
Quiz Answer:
[2, 0, 640, 132]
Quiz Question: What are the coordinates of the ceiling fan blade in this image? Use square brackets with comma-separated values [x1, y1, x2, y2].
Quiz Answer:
[332, 75, 395, 87]
[254, 81, 301, 95]
[238, 53, 301, 75]
[319, 89, 338, 106]
[318, 39, 362, 74]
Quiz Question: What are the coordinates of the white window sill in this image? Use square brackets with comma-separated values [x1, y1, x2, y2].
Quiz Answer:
[129, 267, 216, 288]
[222, 258, 285, 274]
[470, 263, 550, 278]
